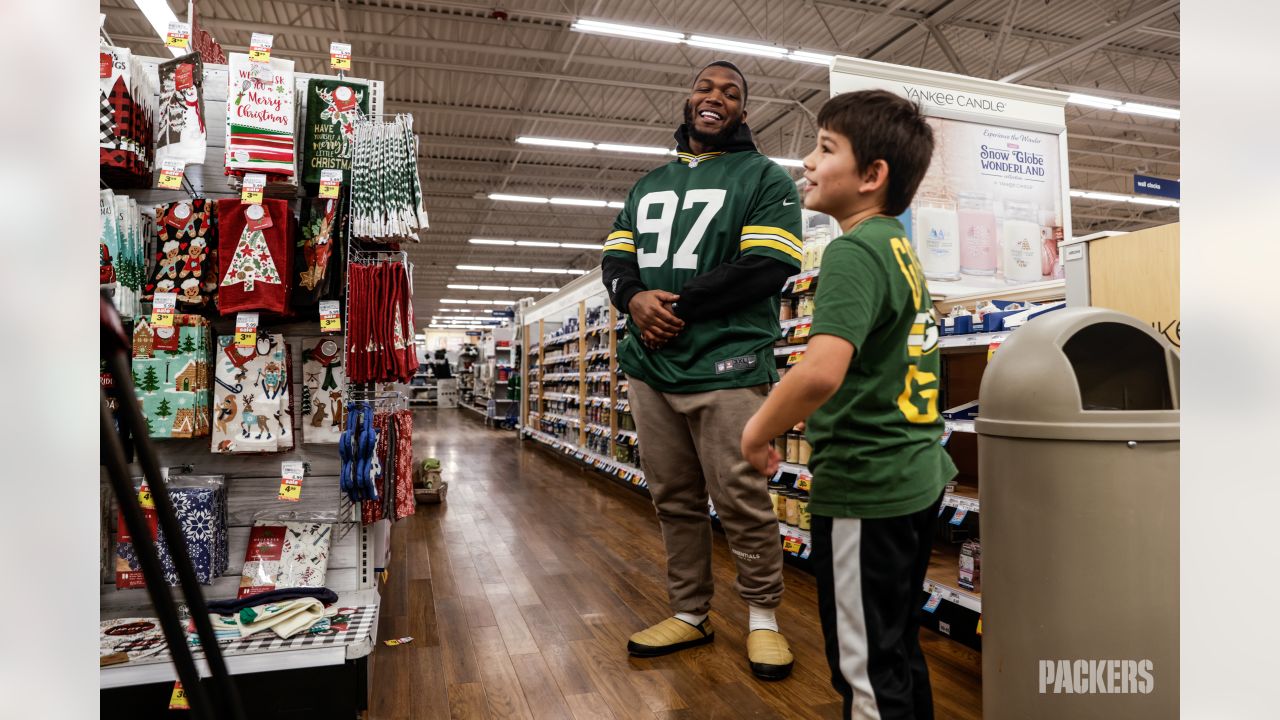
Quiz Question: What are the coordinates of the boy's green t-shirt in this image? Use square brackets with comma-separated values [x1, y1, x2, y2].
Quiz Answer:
[805, 216, 957, 518]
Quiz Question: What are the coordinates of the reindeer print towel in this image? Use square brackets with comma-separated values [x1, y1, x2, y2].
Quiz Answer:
[301, 337, 345, 444]
[211, 333, 294, 453]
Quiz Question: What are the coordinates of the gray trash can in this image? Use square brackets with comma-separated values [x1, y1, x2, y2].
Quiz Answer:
[977, 307, 1179, 719]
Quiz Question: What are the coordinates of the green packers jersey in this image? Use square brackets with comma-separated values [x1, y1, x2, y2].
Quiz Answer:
[603, 150, 803, 393]
[805, 216, 957, 518]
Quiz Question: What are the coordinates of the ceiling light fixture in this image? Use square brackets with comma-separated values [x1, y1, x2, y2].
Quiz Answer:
[468, 239, 516, 246]
[596, 143, 675, 156]
[769, 157, 805, 168]
[789, 50, 836, 65]
[686, 35, 788, 59]
[516, 136, 595, 149]
[1067, 93, 1123, 109]
[512, 135, 802, 170]
[1118, 102, 1180, 120]
[549, 197, 609, 208]
[607, 201, 625, 209]
[570, 19, 685, 44]
[446, 284, 557, 292]
[456, 265, 587, 276]
[468, 238, 604, 250]
[487, 193, 548, 204]
[1070, 189, 1180, 208]
[515, 241, 561, 248]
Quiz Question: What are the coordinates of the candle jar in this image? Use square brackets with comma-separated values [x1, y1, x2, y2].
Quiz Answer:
[957, 192, 997, 276]
[1002, 201, 1043, 283]
[913, 200, 961, 281]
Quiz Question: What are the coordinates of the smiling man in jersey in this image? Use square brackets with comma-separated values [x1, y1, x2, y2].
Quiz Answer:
[601, 61, 803, 680]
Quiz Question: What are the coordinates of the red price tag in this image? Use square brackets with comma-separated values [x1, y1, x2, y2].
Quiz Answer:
[786, 351, 805, 366]
[157, 159, 185, 190]
[319, 168, 342, 199]
[793, 322, 812, 339]
[782, 537, 802, 554]
[279, 461, 305, 502]
[175, 63, 194, 91]
[151, 292, 177, 327]
[241, 173, 266, 205]
[319, 300, 341, 332]
[100, 52, 112, 78]
[169, 681, 189, 710]
[793, 274, 814, 292]
[235, 312, 259, 348]
[795, 474, 811, 491]
[166, 21, 191, 49]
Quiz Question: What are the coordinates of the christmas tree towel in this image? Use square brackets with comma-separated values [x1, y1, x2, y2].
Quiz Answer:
[225, 53, 296, 179]
[302, 79, 369, 186]
[156, 52, 207, 167]
[215, 198, 293, 316]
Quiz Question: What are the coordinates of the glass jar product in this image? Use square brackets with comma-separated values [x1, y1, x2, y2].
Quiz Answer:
[772, 489, 788, 522]
[786, 434, 801, 463]
[784, 493, 800, 526]
[774, 436, 788, 458]
[797, 498, 811, 531]
[798, 437, 812, 465]
[957, 192, 997, 276]
[779, 299, 795, 322]
[1002, 201, 1043, 283]
[797, 296, 815, 318]
[913, 202, 961, 281]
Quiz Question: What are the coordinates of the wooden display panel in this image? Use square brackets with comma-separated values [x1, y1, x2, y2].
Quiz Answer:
[1087, 222, 1180, 348]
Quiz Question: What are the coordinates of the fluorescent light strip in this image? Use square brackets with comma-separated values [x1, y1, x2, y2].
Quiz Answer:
[469, 238, 605, 250]
[686, 34, 788, 59]
[1067, 93, 1179, 120]
[441, 299, 518, 305]
[1069, 188, 1180, 208]
[488, 193, 615, 208]
[596, 143, 675, 156]
[516, 137, 595, 149]
[133, 0, 185, 57]
[570, 19, 684, 43]
[769, 157, 805, 168]
[789, 50, 836, 65]
[514, 136, 802, 170]
[487, 193, 548, 204]
[446, 284, 558, 292]
[456, 264, 586, 276]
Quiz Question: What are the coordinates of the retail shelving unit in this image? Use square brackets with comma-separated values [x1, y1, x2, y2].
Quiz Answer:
[99, 57, 386, 714]
[467, 326, 517, 427]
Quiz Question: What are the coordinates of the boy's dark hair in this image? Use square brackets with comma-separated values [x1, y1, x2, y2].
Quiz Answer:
[817, 90, 934, 216]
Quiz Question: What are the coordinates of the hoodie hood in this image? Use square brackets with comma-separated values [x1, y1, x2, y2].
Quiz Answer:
[674, 122, 757, 156]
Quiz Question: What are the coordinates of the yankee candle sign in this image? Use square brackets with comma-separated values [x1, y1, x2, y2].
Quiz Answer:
[1133, 174, 1180, 200]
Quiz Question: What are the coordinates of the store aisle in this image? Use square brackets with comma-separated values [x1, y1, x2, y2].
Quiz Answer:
[369, 410, 980, 720]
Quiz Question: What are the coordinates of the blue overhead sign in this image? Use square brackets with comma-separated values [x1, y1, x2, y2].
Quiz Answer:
[1134, 174, 1180, 200]
[490, 309, 515, 318]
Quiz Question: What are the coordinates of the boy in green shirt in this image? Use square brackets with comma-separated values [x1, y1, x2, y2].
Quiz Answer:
[741, 90, 957, 719]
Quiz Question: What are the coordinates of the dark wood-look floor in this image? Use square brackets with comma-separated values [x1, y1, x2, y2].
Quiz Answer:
[369, 410, 981, 719]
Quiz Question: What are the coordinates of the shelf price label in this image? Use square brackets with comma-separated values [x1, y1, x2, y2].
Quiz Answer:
[782, 536, 803, 554]
[319, 168, 342, 199]
[792, 322, 812, 340]
[786, 351, 805, 366]
[795, 474, 811, 492]
[235, 312, 259, 348]
[793, 274, 814, 293]
[151, 292, 177, 327]
[241, 173, 266, 205]
[157, 159, 185, 189]
[330, 41, 352, 70]
[165, 21, 191, 49]
[169, 681, 189, 710]
[249, 32, 273, 63]
[319, 300, 342, 333]
[278, 461, 305, 502]
[137, 481, 155, 510]
[923, 590, 943, 613]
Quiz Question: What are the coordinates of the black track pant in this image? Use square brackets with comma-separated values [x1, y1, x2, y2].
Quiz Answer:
[811, 492, 943, 720]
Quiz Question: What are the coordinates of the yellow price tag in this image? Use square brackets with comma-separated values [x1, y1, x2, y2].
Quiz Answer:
[151, 292, 176, 327]
[793, 323, 811, 339]
[138, 483, 154, 510]
[786, 351, 805, 366]
[169, 681, 189, 711]
[234, 330, 256, 348]
[793, 275, 813, 292]
[241, 186, 264, 205]
[976, 616, 982, 635]
[165, 22, 191, 49]
[796, 474, 812, 492]
[278, 479, 302, 501]
[319, 168, 342, 199]
[249, 33, 273, 63]
[330, 42, 352, 71]
[157, 161, 184, 189]
[783, 537, 802, 554]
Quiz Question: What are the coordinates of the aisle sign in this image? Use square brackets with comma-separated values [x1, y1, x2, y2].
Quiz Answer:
[249, 33, 273, 63]
[235, 312, 259, 348]
[169, 681, 189, 710]
[319, 168, 342, 199]
[157, 159, 185, 189]
[278, 461, 305, 502]
[330, 41, 352, 71]
[165, 21, 191, 49]
[241, 173, 266, 205]
[319, 300, 342, 333]
[151, 292, 177, 327]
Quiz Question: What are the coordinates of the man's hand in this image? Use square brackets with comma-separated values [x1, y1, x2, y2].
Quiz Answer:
[628, 290, 684, 341]
[641, 328, 672, 350]
[741, 415, 781, 478]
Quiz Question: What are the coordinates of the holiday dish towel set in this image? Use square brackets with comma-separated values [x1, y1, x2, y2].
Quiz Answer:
[156, 52, 207, 168]
[211, 332, 294, 453]
[216, 198, 294, 316]
[225, 53, 296, 181]
[302, 78, 370, 186]
[239, 521, 333, 598]
[130, 314, 213, 439]
[144, 199, 217, 309]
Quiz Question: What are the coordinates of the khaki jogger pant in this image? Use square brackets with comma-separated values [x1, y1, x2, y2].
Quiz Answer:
[628, 377, 785, 615]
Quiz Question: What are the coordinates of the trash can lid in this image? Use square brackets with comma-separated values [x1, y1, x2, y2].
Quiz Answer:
[975, 307, 1179, 441]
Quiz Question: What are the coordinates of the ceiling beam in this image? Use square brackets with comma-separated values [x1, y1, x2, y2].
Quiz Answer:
[999, 0, 1179, 83]
[923, 21, 970, 76]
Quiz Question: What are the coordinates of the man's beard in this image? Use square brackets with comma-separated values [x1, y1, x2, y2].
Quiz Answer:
[684, 100, 743, 148]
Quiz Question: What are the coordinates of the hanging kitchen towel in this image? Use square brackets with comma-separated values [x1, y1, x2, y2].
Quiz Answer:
[302, 79, 370, 186]
[293, 197, 345, 309]
[211, 333, 292, 453]
[130, 314, 212, 439]
[301, 337, 345, 444]
[156, 483, 228, 585]
[362, 410, 415, 523]
[225, 53, 296, 179]
[239, 521, 332, 598]
[216, 198, 292, 315]
[144, 199, 216, 308]
[156, 52, 207, 167]
[100, 190, 120, 285]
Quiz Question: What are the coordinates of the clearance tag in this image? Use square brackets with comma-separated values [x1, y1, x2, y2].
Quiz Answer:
[169, 681, 189, 710]
[319, 168, 342, 199]
[319, 300, 342, 332]
[157, 159, 185, 189]
[795, 474, 811, 492]
[165, 21, 191, 49]
[782, 536, 803, 554]
[793, 322, 812, 340]
[235, 312, 259, 348]
[786, 351, 805, 366]
[151, 292, 177, 327]
[793, 273, 814, 292]
[241, 173, 266, 205]
[384, 636, 414, 647]
[249, 32, 273, 63]
[278, 461, 305, 502]
[330, 41, 352, 71]
[138, 481, 155, 510]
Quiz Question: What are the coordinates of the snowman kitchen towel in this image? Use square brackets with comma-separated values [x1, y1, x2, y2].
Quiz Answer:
[225, 53, 296, 180]
[156, 52, 207, 167]
[301, 337, 345, 444]
[211, 332, 293, 453]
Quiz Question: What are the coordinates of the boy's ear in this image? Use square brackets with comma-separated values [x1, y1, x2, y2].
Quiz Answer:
[858, 158, 890, 195]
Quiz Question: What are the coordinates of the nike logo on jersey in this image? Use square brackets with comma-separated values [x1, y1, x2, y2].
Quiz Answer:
[782, 199, 796, 206]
